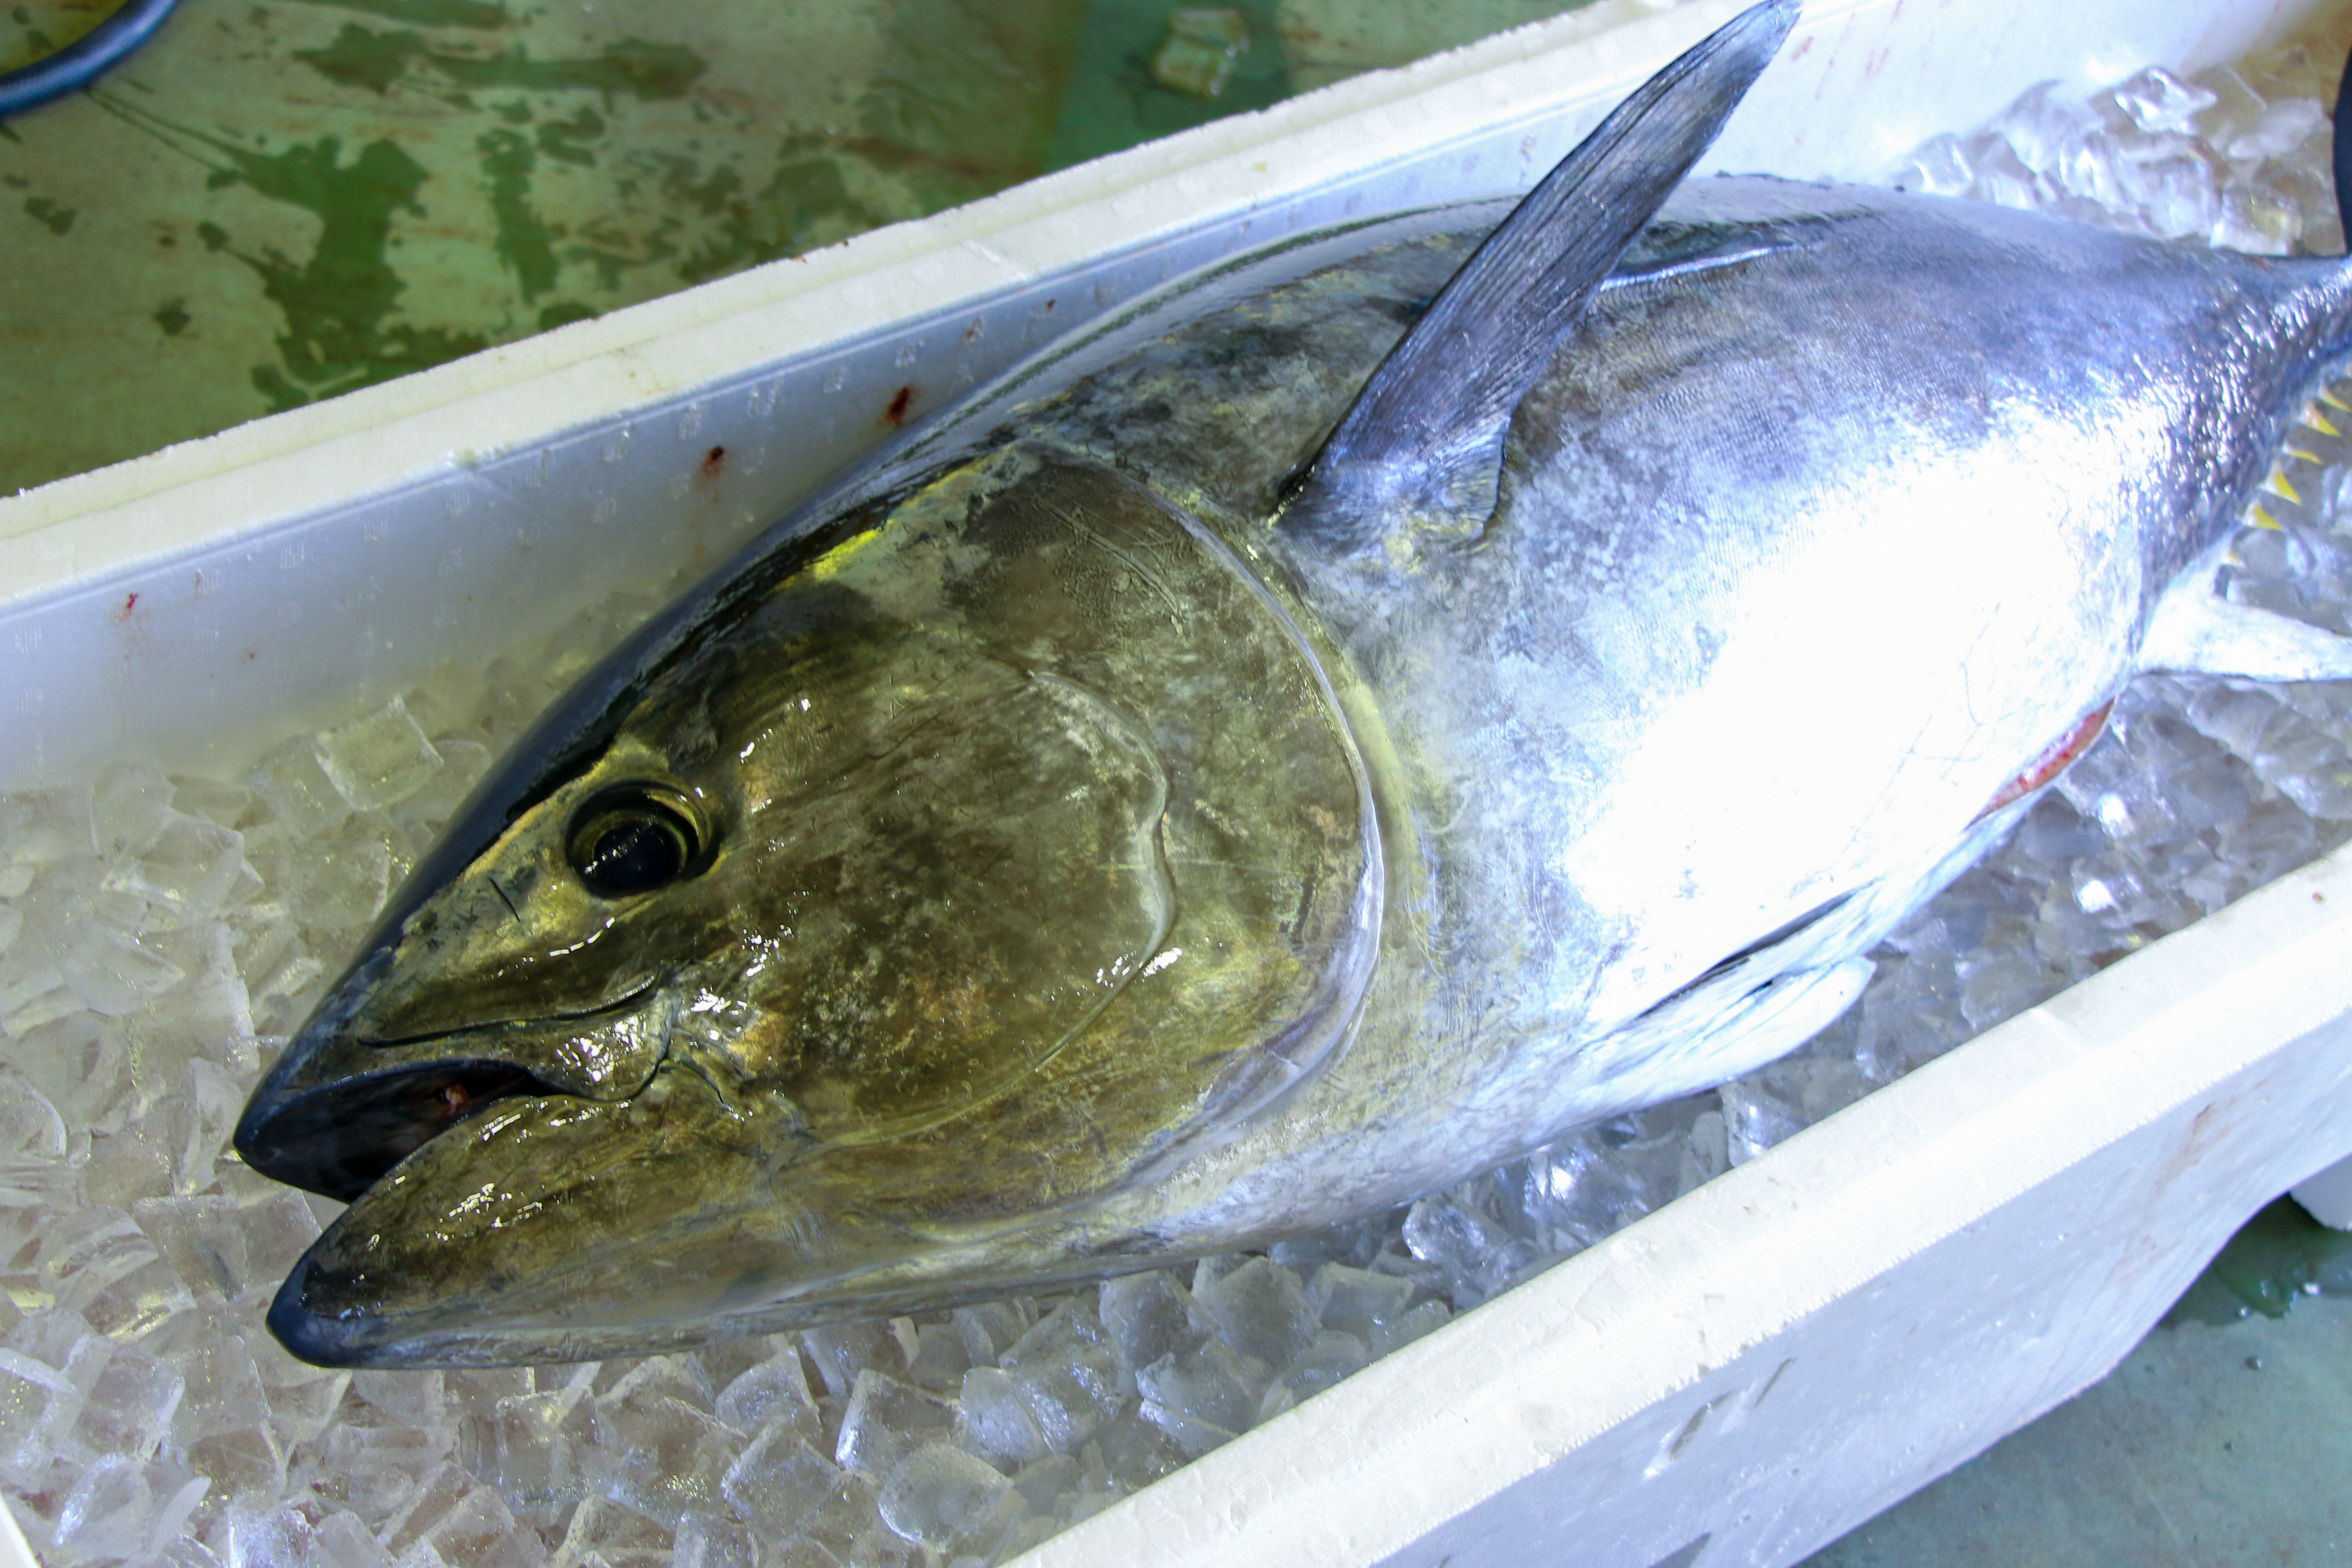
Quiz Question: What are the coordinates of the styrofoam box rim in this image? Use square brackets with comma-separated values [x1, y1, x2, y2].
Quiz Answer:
[2, 0, 2347, 1563]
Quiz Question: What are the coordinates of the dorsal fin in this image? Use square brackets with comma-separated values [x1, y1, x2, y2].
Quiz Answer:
[1282, 0, 1798, 554]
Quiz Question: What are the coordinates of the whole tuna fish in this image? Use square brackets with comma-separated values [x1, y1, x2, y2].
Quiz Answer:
[236, 1, 2352, 1366]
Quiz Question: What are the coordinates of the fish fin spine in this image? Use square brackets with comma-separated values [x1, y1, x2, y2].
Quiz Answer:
[1279, 0, 1799, 555]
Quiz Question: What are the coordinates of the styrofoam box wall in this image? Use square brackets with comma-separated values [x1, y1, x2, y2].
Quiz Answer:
[2, 0, 2348, 1564]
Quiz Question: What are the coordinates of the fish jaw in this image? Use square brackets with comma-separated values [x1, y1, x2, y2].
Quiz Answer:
[234, 947, 685, 1203]
[265, 1065, 812, 1367]
[261, 1051, 1165, 1367]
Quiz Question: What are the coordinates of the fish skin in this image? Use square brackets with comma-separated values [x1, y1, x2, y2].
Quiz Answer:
[237, 7, 2352, 1366]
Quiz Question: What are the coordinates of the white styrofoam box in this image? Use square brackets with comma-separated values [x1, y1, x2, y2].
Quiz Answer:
[2293, 1151, 2352, 1228]
[0, 0, 2345, 1565]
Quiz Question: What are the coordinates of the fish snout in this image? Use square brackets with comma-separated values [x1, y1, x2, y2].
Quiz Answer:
[234, 949, 677, 1203]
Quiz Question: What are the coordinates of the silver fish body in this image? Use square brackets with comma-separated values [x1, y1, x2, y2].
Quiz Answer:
[234, 4, 2352, 1365]
[897, 171, 2352, 1236]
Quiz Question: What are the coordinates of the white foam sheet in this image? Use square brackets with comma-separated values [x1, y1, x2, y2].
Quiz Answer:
[0, 0, 2325, 788]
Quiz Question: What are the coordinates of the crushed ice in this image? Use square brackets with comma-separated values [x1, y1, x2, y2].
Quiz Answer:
[5, 40, 2352, 1568]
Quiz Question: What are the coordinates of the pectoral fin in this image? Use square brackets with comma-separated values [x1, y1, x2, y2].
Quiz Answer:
[2139, 589, 2352, 681]
[1282, 0, 1799, 554]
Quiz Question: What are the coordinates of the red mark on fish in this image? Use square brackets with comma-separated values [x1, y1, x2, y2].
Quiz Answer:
[1976, 700, 2114, 818]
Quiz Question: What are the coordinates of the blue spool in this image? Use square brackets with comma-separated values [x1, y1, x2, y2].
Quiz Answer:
[0, 0, 184, 118]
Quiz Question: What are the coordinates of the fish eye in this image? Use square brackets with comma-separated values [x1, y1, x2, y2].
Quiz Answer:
[566, 785, 708, 898]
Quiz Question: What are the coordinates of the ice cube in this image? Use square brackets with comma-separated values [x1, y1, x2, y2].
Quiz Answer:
[313, 695, 445, 811]
[37, 1204, 158, 1301]
[410, 1479, 533, 1568]
[949, 1301, 1031, 1369]
[245, 738, 353, 838]
[397, 737, 493, 829]
[800, 1319, 904, 1399]
[1961, 130, 2042, 209]
[45, 916, 185, 1017]
[316, 1410, 447, 1516]
[2227, 96, 2330, 162]
[1150, 7, 1247, 99]
[107, 811, 247, 923]
[313, 1508, 396, 1568]
[687, 1336, 773, 1396]
[902, 1320, 970, 1394]
[0, 1073, 67, 1168]
[156, 1307, 271, 1443]
[1887, 132, 1973, 196]
[1400, 1192, 1537, 1306]
[1192, 1257, 1319, 1369]
[602, 1356, 710, 1412]
[135, 1189, 319, 1307]
[1134, 1338, 1260, 1439]
[1994, 82, 2102, 176]
[52, 1453, 155, 1559]
[550, 1497, 674, 1568]
[1098, 1272, 1214, 1374]
[833, 1370, 956, 1479]
[2107, 65, 2220, 135]
[1136, 1394, 1238, 1460]
[1720, 1072, 1809, 1166]
[354, 1367, 448, 1429]
[379, 1458, 479, 1554]
[262, 1363, 351, 1449]
[713, 1354, 819, 1442]
[2121, 146, 2223, 238]
[0, 788, 95, 866]
[2213, 180, 2303, 254]
[67, 1338, 183, 1461]
[1367, 1298, 1451, 1358]
[877, 1441, 1018, 1549]
[720, 1423, 863, 1548]
[997, 1339, 1123, 1454]
[1956, 949, 2053, 1029]
[1301, 1263, 1416, 1345]
[70, 1249, 195, 1343]
[590, 1381, 741, 1528]
[673, 1513, 760, 1568]
[2255, 724, 2352, 818]
[1085, 1404, 1183, 1492]
[956, 1366, 1049, 1468]
[219, 1503, 320, 1568]
[90, 761, 175, 862]
[459, 1384, 596, 1515]
[0, 1347, 81, 1483]
[1257, 1330, 1369, 1423]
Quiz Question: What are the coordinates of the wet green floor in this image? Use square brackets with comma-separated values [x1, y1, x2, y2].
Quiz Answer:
[0, 0, 1589, 495]
[1806, 1199, 2352, 1567]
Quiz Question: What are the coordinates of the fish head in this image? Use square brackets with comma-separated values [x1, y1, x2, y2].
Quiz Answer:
[235, 445, 1383, 1366]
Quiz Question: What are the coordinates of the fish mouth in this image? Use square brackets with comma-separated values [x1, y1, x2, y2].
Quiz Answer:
[235, 956, 673, 1204]
[236, 1058, 561, 1205]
